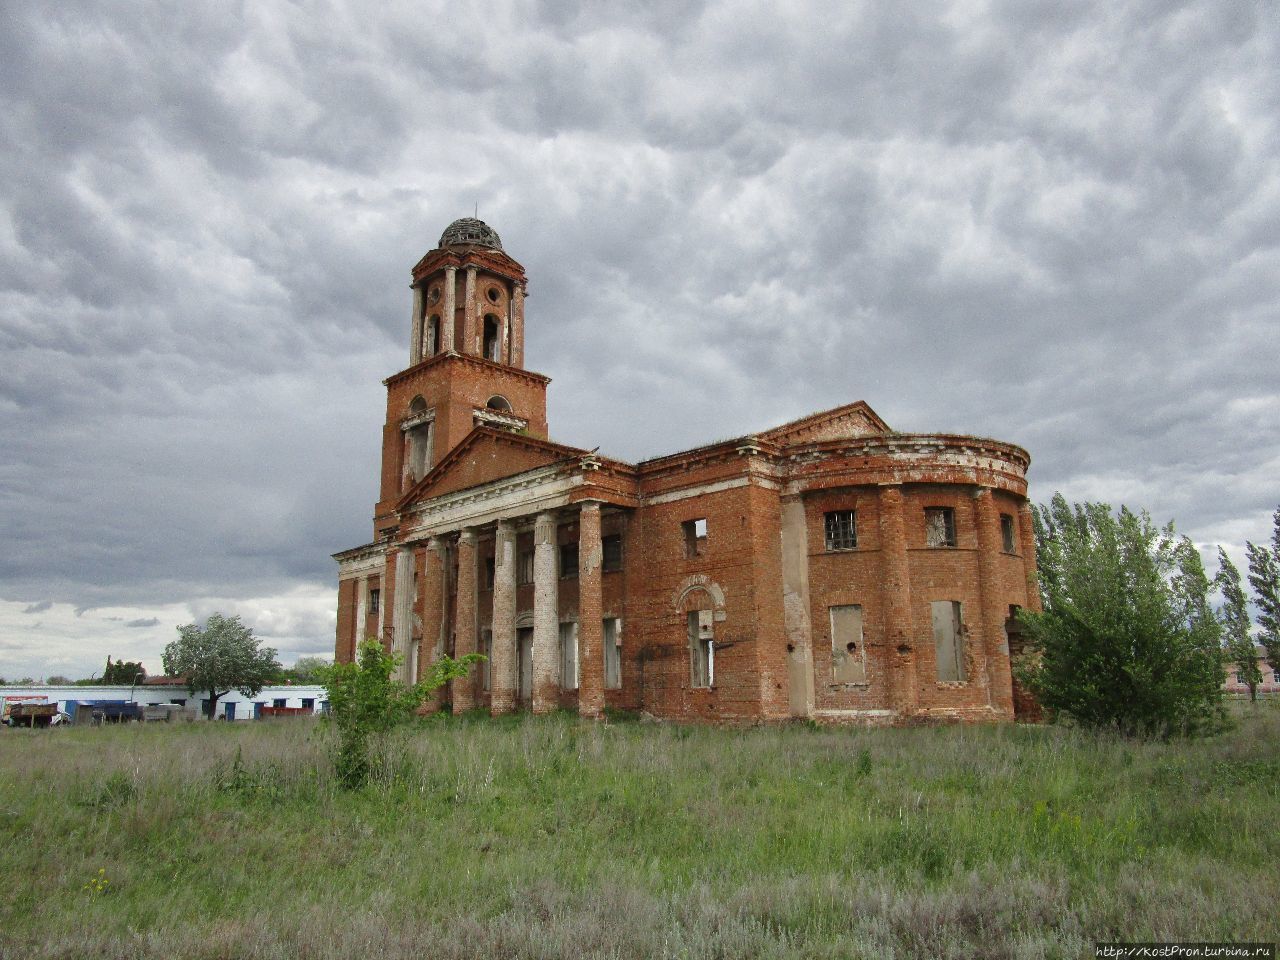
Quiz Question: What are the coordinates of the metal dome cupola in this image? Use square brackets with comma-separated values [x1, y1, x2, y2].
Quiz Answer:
[438, 217, 503, 251]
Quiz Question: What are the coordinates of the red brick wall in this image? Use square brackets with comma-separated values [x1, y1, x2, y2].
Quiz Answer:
[335, 578, 356, 664]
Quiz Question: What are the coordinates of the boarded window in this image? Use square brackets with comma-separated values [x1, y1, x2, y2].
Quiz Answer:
[368, 588, 380, 615]
[683, 518, 707, 558]
[559, 543, 578, 579]
[925, 507, 957, 547]
[481, 629, 493, 690]
[830, 604, 866, 683]
[559, 622, 578, 690]
[1000, 513, 1016, 553]
[688, 609, 714, 687]
[932, 601, 966, 681]
[824, 510, 857, 550]
[517, 549, 534, 586]
[407, 421, 432, 482]
[604, 617, 622, 689]
[602, 534, 623, 572]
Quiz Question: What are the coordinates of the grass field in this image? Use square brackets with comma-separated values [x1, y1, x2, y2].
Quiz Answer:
[1, 705, 1277, 960]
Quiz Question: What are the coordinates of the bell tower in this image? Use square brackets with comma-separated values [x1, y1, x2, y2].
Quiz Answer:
[371, 218, 551, 536]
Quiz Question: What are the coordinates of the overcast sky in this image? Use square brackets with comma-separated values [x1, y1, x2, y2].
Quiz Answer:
[2, 0, 1276, 681]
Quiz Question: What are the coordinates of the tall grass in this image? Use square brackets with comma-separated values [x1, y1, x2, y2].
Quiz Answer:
[1, 704, 1277, 959]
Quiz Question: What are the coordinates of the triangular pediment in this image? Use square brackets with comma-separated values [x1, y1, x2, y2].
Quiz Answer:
[396, 428, 588, 509]
[760, 401, 891, 447]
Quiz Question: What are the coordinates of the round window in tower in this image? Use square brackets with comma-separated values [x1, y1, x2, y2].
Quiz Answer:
[486, 285, 501, 303]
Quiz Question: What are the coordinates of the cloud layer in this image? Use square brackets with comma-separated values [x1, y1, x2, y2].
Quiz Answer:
[2, 1, 1277, 678]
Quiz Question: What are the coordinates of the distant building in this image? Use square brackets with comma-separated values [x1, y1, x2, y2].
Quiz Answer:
[333, 218, 1041, 724]
[1224, 644, 1280, 698]
[0, 684, 327, 721]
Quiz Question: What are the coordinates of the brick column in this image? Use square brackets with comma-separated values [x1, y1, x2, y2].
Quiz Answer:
[420, 537, 446, 701]
[463, 266, 478, 356]
[973, 487, 1013, 715]
[409, 285, 423, 365]
[532, 511, 559, 714]
[578, 501, 605, 718]
[391, 545, 415, 683]
[1017, 500, 1042, 613]
[442, 266, 457, 353]
[511, 283, 525, 367]
[490, 519, 518, 715]
[878, 485, 917, 718]
[452, 529, 478, 713]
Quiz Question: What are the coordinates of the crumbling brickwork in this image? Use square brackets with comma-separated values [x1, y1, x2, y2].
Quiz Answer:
[334, 218, 1040, 725]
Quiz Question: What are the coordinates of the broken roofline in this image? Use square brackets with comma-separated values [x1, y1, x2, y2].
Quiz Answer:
[393, 406, 1028, 514]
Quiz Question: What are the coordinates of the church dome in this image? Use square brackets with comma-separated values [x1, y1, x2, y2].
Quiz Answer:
[439, 217, 503, 251]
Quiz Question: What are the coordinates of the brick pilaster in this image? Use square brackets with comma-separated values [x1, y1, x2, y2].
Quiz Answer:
[878, 484, 917, 719]
[974, 487, 1013, 716]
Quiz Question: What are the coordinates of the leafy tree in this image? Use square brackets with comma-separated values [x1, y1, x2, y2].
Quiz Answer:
[1245, 506, 1280, 676]
[102, 657, 147, 685]
[1018, 494, 1224, 737]
[1216, 549, 1259, 701]
[45, 675, 73, 685]
[280, 655, 330, 684]
[321, 639, 480, 789]
[162, 613, 280, 719]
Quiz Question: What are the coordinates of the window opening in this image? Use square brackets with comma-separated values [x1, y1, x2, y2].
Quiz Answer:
[1000, 513, 1016, 553]
[682, 518, 707, 558]
[688, 609, 714, 687]
[602, 534, 623, 572]
[484, 557, 495, 590]
[517, 550, 534, 586]
[425, 315, 439, 356]
[932, 600, 966, 681]
[925, 507, 957, 547]
[368, 589, 380, 616]
[604, 617, 622, 689]
[830, 605, 866, 683]
[824, 510, 857, 550]
[559, 622, 579, 690]
[483, 314, 500, 361]
[559, 543, 578, 579]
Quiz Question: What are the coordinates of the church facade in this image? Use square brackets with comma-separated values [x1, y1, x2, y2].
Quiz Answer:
[333, 218, 1041, 724]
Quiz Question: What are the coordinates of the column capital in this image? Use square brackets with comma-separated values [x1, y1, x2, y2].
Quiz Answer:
[534, 511, 557, 541]
[458, 527, 477, 546]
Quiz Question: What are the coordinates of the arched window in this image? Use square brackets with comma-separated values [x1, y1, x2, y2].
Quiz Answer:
[483, 314, 500, 361]
[486, 395, 511, 411]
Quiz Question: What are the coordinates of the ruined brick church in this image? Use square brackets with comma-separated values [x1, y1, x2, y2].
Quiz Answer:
[334, 218, 1041, 723]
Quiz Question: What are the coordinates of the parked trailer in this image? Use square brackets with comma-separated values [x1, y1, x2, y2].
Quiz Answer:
[6, 702, 59, 728]
[1, 695, 49, 724]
